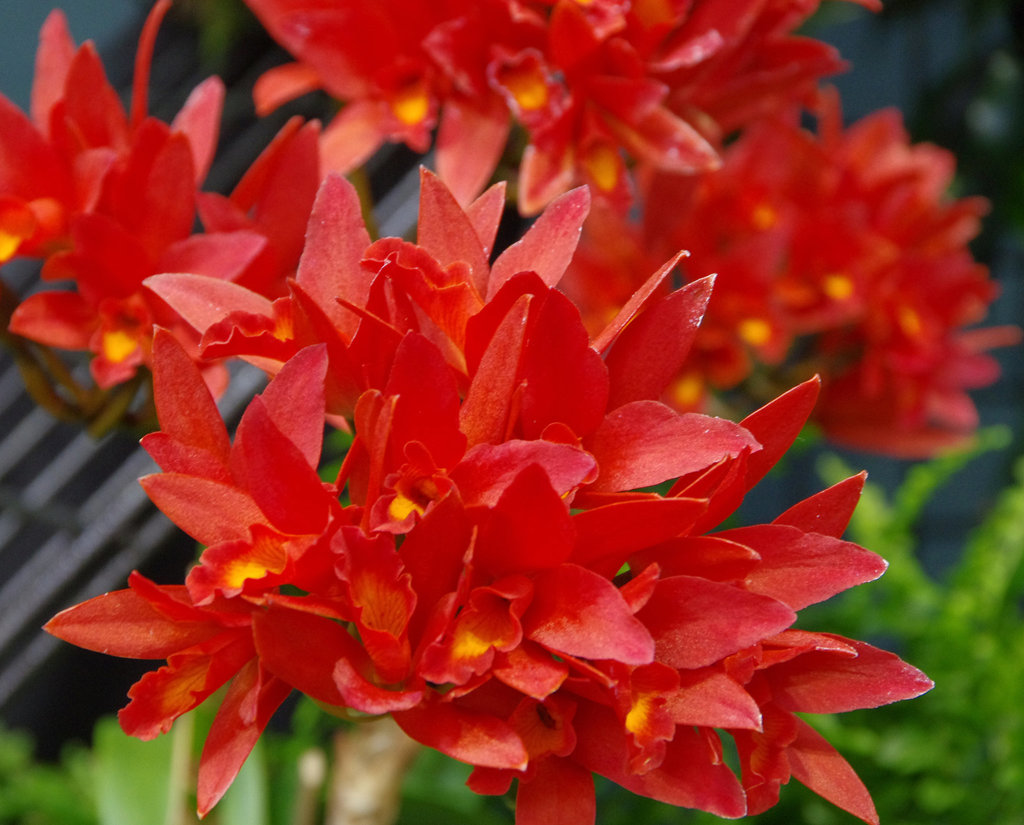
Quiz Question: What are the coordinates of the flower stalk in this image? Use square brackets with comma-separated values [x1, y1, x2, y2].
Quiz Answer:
[325, 717, 422, 825]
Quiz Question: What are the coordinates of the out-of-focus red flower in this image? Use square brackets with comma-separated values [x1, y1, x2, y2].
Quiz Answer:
[565, 90, 1019, 455]
[49, 172, 929, 824]
[4, 2, 321, 390]
[242, 0, 877, 213]
[196, 115, 323, 299]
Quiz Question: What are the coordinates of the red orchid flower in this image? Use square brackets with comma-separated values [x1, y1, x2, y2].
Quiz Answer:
[54, 249, 930, 825]
[241, 0, 878, 213]
[4, 3, 322, 392]
[3, 2, 230, 386]
[146, 167, 590, 416]
[566, 90, 1019, 455]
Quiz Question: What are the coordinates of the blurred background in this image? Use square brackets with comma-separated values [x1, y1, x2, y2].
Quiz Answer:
[0, 1, 1021, 823]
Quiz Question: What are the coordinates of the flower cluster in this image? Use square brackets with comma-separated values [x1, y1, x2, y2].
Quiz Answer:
[565, 92, 1018, 455]
[1, 1, 320, 391]
[46, 173, 931, 824]
[244, 0, 879, 213]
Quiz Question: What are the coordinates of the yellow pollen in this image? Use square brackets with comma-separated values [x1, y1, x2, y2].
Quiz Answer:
[388, 492, 424, 522]
[272, 312, 295, 342]
[0, 206, 35, 262]
[391, 82, 430, 126]
[671, 372, 704, 409]
[738, 318, 772, 347]
[451, 626, 493, 661]
[102, 329, 139, 363]
[505, 67, 549, 111]
[751, 204, 777, 231]
[0, 230, 22, 262]
[822, 273, 854, 301]
[584, 144, 620, 192]
[224, 558, 272, 590]
[898, 306, 923, 338]
[625, 694, 655, 736]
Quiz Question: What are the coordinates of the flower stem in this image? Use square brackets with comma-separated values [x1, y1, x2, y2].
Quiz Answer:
[324, 716, 422, 825]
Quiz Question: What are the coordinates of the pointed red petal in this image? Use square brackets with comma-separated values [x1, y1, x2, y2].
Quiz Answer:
[571, 497, 707, 573]
[637, 576, 795, 669]
[253, 61, 322, 116]
[157, 230, 267, 282]
[196, 662, 291, 817]
[171, 76, 225, 185]
[386, 332, 467, 469]
[232, 395, 330, 535]
[524, 564, 654, 665]
[766, 635, 934, 713]
[460, 293, 531, 446]
[519, 288, 609, 439]
[591, 252, 688, 354]
[722, 524, 887, 610]
[151, 329, 231, 464]
[392, 701, 528, 770]
[44, 588, 219, 658]
[252, 603, 370, 708]
[416, 167, 491, 298]
[516, 757, 595, 825]
[8, 291, 95, 349]
[587, 402, 757, 493]
[668, 669, 762, 730]
[146, 272, 275, 336]
[295, 173, 372, 336]
[31, 10, 76, 131]
[464, 180, 507, 259]
[488, 186, 590, 299]
[319, 100, 385, 174]
[475, 464, 576, 576]
[740, 376, 820, 489]
[772, 472, 866, 538]
[451, 440, 596, 509]
[257, 344, 328, 469]
[787, 718, 879, 825]
[436, 96, 510, 208]
[140, 474, 268, 546]
[604, 274, 714, 407]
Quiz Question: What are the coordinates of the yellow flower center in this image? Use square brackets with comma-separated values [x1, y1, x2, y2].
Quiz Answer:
[671, 372, 704, 409]
[822, 273, 854, 301]
[0, 203, 36, 262]
[101, 329, 139, 363]
[898, 306, 923, 338]
[738, 318, 772, 347]
[625, 693, 656, 736]
[503, 64, 549, 111]
[391, 81, 430, 126]
[584, 143, 620, 192]
[388, 492, 423, 522]
[751, 204, 778, 231]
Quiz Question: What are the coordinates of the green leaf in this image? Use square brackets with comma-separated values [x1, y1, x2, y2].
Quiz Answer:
[92, 717, 175, 825]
